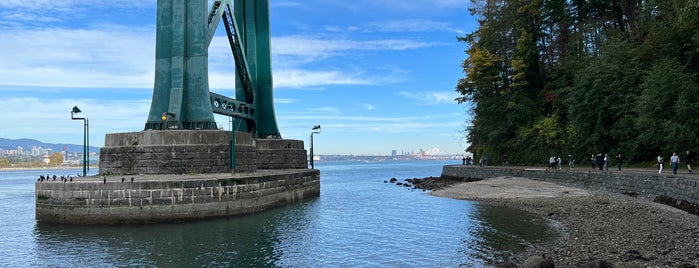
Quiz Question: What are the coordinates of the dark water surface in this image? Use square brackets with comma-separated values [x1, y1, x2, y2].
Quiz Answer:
[1, 161, 557, 267]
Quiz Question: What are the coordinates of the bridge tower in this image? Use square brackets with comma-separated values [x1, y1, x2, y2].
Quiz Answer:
[143, 0, 281, 139]
[100, 0, 306, 175]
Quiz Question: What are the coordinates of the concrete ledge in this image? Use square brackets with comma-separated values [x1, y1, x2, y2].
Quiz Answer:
[36, 169, 320, 224]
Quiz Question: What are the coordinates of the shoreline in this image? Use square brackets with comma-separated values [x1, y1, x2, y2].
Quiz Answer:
[431, 176, 699, 267]
[0, 166, 96, 171]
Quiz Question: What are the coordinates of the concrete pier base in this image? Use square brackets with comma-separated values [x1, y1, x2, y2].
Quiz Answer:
[36, 169, 320, 224]
[38, 130, 318, 225]
[99, 130, 308, 175]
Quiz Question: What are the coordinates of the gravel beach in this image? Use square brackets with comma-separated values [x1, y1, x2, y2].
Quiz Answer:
[430, 176, 699, 267]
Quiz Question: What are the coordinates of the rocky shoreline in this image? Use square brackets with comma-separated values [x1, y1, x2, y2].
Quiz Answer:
[391, 176, 699, 267]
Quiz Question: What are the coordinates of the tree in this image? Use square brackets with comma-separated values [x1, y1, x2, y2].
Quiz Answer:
[49, 153, 64, 167]
[0, 158, 10, 168]
[456, 0, 699, 165]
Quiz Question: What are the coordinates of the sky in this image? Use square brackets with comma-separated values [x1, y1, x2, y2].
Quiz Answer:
[0, 0, 477, 156]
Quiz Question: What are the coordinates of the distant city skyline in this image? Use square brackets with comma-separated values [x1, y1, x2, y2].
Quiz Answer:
[0, 1, 476, 155]
[0, 137, 460, 158]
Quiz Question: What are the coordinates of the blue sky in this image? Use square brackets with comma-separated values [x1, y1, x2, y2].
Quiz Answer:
[0, 0, 476, 155]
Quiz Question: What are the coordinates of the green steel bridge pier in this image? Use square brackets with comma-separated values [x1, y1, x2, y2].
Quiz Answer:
[36, 0, 320, 224]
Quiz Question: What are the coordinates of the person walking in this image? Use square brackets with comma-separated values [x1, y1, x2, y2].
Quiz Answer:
[604, 154, 610, 171]
[549, 156, 555, 169]
[568, 154, 575, 169]
[590, 154, 596, 169]
[615, 154, 624, 171]
[657, 154, 664, 173]
[596, 153, 604, 171]
[557, 156, 562, 169]
[670, 152, 680, 174]
[685, 151, 694, 174]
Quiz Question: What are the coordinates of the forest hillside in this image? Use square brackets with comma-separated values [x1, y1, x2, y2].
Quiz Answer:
[457, 0, 699, 165]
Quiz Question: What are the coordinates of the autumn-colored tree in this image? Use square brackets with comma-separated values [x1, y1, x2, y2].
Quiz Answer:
[457, 0, 699, 165]
[49, 153, 64, 167]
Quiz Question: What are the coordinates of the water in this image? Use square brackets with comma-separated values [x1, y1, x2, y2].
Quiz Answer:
[0, 161, 557, 267]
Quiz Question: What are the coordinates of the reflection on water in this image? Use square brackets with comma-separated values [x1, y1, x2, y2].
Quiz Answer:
[6, 162, 559, 267]
[466, 205, 559, 264]
[32, 204, 293, 267]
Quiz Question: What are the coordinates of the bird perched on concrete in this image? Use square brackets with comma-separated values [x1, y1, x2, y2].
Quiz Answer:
[131, 177, 134, 183]
[69, 176, 73, 182]
[103, 176, 106, 184]
[121, 177, 125, 183]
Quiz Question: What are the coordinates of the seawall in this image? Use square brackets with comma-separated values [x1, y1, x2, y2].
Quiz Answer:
[441, 166, 698, 204]
[36, 169, 320, 225]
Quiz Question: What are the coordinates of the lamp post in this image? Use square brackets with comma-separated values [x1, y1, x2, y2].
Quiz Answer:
[310, 125, 321, 169]
[71, 106, 88, 177]
[161, 112, 177, 129]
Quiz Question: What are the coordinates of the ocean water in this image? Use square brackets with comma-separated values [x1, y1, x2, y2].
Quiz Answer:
[0, 160, 557, 267]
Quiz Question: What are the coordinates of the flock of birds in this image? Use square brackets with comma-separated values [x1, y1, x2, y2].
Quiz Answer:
[37, 174, 135, 184]
[37, 174, 75, 182]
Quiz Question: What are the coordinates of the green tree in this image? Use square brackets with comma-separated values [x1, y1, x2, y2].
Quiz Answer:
[457, 0, 699, 165]
[635, 59, 699, 157]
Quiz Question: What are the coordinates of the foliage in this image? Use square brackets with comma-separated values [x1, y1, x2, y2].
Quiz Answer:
[457, 0, 699, 165]
[0, 158, 10, 168]
[48, 153, 64, 166]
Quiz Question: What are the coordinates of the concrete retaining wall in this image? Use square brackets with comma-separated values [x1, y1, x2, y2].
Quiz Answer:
[36, 170, 320, 224]
[442, 166, 698, 204]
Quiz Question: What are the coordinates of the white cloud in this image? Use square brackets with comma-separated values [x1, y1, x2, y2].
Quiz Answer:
[366, 19, 456, 33]
[399, 91, 459, 105]
[0, 29, 430, 89]
[360, 103, 377, 111]
[0, 0, 152, 9]
[358, 0, 465, 11]
[272, 35, 436, 59]
[0, 28, 154, 88]
[273, 69, 373, 88]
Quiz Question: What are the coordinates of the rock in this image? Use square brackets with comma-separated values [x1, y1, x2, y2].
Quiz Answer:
[389, 178, 397, 183]
[578, 259, 614, 268]
[494, 261, 518, 268]
[523, 254, 554, 268]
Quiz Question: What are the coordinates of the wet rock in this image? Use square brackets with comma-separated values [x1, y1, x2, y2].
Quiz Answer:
[389, 178, 397, 183]
[578, 259, 614, 268]
[522, 254, 554, 268]
[494, 261, 518, 268]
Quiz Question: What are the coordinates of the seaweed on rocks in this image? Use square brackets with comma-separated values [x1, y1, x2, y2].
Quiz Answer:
[653, 195, 699, 216]
[386, 175, 483, 191]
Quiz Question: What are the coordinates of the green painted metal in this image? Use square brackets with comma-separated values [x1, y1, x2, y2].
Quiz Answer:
[145, 0, 217, 130]
[234, 0, 280, 138]
[144, 0, 280, 138]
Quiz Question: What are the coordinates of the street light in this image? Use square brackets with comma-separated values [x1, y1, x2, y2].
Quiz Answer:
[161, 112, 177, 129]
[310, 125, 321, 169]
[71, 106, 89, 177]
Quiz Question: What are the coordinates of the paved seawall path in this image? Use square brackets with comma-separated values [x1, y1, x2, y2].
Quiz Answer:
[430, 165, 699, 267]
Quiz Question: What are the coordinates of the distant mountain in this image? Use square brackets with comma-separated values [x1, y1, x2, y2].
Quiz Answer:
[0, 138, 99, 153]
